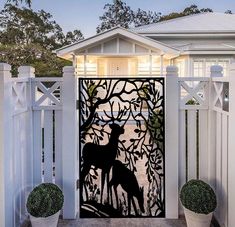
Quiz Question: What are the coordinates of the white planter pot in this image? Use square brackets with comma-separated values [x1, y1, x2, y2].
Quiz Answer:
[30, 210, 60, 227]
[184, 207, 213, 227]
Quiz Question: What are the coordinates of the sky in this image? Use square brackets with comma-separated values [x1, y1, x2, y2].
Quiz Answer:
[1, 0, 235, 37]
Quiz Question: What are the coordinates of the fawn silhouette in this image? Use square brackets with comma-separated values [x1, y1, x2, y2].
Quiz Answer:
[109, 160, 145, 216]
[81, 123, 125, 204]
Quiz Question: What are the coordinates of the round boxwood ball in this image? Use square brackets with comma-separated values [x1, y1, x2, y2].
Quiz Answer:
[180, 179, 216, 214]
[27, 183, 64, 218]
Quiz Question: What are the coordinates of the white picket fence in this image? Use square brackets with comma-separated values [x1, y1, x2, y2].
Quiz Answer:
[0, 63, 235, 227]
[178, 65, 235, 227]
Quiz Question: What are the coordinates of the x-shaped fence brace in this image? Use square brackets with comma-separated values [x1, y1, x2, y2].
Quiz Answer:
[12, 82, 27, 115]
[212, 82, 224, 109]
[179, 81, 208, 108]
[32, 81, 62, 110]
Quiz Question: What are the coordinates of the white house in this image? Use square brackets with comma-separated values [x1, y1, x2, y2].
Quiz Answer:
[55, 12, 235, 77]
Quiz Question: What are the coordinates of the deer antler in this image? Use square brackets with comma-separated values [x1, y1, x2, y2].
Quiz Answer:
[103, 101, 131, 126]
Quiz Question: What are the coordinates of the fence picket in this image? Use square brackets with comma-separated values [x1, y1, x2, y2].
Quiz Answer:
[44, 110, 53, 183]
[13, 115, 21, 226]
[187, 110, 197, 180]
[179, 110, 186, 187]
[221, 114, 228, 226]
[33, 111, 42, 185]
[179, 110, 186, 215]
[215, 111, 222, 222]
[208, 110, 216, 189]
[55, 111, 63, 188]
[19, 113, 25, 222]
[199, 109, 208, 181]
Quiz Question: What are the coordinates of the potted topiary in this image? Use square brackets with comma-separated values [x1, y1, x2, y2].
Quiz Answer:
[26, 183, 64, 227]
[180, 179, 216, 227]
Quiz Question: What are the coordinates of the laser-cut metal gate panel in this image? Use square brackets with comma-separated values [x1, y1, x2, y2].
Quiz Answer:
[79, 78, 165, 218]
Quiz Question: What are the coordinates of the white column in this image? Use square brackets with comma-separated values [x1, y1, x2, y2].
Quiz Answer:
[72, 55, 77, 75]
[84, 55, 87, 75]
[165, 66, 179, 218]
[149, 54, 152, 75]
[62, 66, 78, 219]
[228, 63, 235, 227]
[160, 54, 164, 75]
[0, 63, 13, 227]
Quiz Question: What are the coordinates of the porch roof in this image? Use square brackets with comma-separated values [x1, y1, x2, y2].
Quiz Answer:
[55, 27, 180, 60]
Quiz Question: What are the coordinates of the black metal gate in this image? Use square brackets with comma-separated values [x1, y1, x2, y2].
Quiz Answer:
[79, 78, 165, 218]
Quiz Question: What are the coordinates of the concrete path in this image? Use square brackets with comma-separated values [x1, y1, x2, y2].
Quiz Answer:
[58, 217, 187, 227]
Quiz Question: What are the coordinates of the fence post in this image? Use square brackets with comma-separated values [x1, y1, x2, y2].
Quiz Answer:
[0, 63, 13, 227]
[18, 66, 35, 191]
[62, 66, 78, 219]
[208, 66, 223, 189]
[228, 63, 235, 227]
[165, 66, 179, 218]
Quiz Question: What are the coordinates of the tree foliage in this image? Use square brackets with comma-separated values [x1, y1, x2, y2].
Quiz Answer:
[7, 0, 31, 7]
[159, 4, 213, 21]
[96, 0, 134, 33]
[225, 10, 233, 14]
[97, 0, 163, 33]
[0, 4, 84, 76]
[134, 9, 161, 27]
[97, 2, 218, 33]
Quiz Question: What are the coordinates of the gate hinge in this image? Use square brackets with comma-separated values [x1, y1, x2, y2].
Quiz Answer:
[76, 100, 79, 110]
[76, 179, 80, 190]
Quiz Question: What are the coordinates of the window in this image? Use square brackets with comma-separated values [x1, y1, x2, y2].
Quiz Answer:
[193, 59, 204, 77]
[218, 59, 229, 77]
[193, 58, 230, 77]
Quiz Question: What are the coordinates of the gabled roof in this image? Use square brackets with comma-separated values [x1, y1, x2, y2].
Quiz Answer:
[132, 13, 235, 35]
[55, 27, 179, 60]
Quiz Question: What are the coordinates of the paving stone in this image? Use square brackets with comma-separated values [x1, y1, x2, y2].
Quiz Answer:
[58, 217, 186, 227]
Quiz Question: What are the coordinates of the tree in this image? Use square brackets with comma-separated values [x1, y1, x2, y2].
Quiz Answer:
[63, 30, 84, 46]
[134, 9, 161, 27]
[96, 0, 134, 33]
[0, 43, 68, 76]
[6, 0, 31, 7]
[96, 0, 163, 32]
[97, 2, 215, 32]
[0, 4, 83, 49]
[0, 4, 84, 76]
[225, 10, 233, 14]
[159, 4, 213, 21]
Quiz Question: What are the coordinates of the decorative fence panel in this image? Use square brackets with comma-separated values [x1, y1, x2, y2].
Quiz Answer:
[177, 65, 232, 227]
[178, 77, 210, 190]
[78, 78, 165, 218]
[31, 77, 63, 188]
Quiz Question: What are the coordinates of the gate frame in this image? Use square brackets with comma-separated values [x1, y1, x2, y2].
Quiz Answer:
[165, 66, 179, 218]
[62, 66, 79, 219]
[74, 67, 179, 219]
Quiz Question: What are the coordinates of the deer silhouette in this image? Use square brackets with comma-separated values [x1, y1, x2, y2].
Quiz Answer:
[81, 123, 125, 204]
[109, 160, 145, 216]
